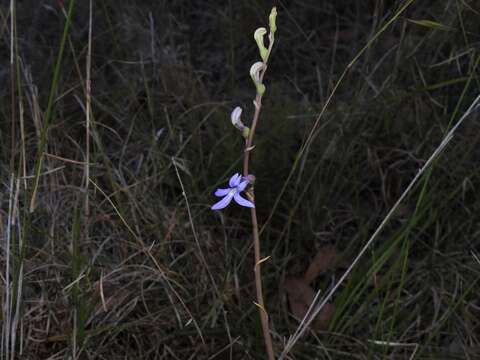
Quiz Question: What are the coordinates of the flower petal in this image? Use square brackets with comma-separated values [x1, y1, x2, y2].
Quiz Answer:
[234, 192, 255, 208]
[214, 188, 231, 197]
[211, 192, 235, 210]
[229, 173, 241, 187]
[237, 180, 249, 192]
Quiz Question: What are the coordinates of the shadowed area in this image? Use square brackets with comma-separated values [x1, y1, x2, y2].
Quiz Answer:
[1, 0, 479, 358]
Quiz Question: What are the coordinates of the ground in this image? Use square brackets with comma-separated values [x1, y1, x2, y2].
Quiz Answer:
[1, 0, 479, 359]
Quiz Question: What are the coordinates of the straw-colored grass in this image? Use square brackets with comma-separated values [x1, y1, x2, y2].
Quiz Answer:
[1, 0, 479, 358]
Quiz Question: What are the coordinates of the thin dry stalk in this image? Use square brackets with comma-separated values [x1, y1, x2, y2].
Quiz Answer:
[84, 0, 92, 220]
[9, 0, 16, 174]
[242, 40, 276, 360]
[2, 177, 14, 360]
[10, 179, 22, 360]
[3, 1, 21, 358]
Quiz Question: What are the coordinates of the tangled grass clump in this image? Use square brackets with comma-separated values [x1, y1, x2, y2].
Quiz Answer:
[1, 1, 480, 359]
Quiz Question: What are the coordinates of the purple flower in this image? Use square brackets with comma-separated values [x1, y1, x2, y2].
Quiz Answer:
[211, 173, 255, 210]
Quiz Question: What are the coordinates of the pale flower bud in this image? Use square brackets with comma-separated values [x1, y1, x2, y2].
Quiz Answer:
[231, 106, 250, 138]
[231, 106, 245, 130]
[254, 27, 268, 61]
[250, 62, 264, 83]
[250, 62, 266, 95]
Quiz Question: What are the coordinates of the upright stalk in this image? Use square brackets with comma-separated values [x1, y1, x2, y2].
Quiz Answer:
[243, 44, 275, 360]
[209, 8, 277, 358]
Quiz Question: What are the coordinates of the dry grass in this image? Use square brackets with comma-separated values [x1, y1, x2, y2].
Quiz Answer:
[1, 0, 480, 359]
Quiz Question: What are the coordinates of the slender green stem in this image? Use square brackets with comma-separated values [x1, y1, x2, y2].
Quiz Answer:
[29, 0, 76, 212]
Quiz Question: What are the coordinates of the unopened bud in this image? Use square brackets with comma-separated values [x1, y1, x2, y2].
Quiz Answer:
[231, 106, 250, 138]
[254, 27, 268, 61]
[250, 61, 264, 83]
[231, 106, 245, 130]
[269, 7, 277, 35]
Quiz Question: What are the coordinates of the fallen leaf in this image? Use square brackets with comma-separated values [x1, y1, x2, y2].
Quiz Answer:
[304, 245, 337, 284]
[315, 303, 335, 330]
[284, 276, 335, 330]
[284, 276, 315, 320]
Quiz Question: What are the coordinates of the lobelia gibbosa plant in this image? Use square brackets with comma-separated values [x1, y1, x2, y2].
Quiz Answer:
[211, 7, 277, 360]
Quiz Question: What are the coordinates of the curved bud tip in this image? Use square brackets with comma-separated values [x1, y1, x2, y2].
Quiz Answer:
[231, 106, 246, 131]
[254, 27, 268, 61]
[250, 61, 264, 83]
[231, 106, 242, 124]
[254, 27, 267, 42]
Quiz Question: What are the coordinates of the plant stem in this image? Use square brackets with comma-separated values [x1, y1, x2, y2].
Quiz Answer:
[251, 203, 275, 360]
[243, 78, 275, 360]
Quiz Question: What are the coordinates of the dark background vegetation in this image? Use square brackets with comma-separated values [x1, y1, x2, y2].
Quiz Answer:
[1, 0, 480, 358]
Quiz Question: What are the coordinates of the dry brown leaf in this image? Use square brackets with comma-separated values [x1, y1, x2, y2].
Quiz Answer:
[314, 303, 335, 331]
[284, 245, 338, 330]
[304, 245, 337, 284]
[284, 276, 315, 320]
[284, 276, 335, 330]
